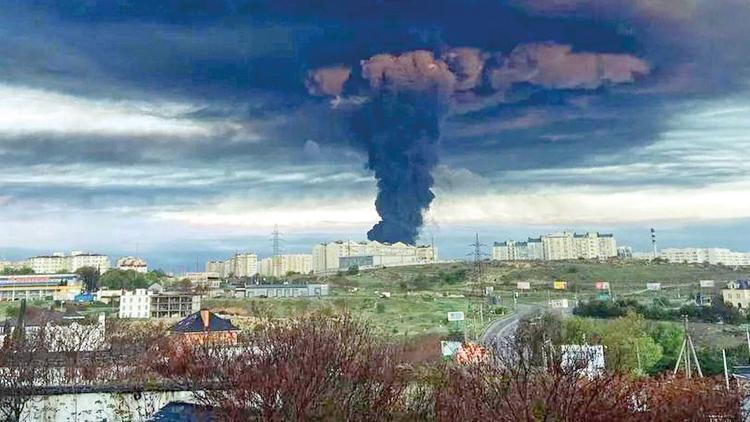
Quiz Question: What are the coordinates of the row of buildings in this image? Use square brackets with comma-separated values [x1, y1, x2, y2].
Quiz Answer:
[205, 253, 314, 278]
[660, 248, 750, 266]
[493, 232, 617, 261]
[205, 240, 439, 278]
[0, 252, 148, 274]
[312, 240, 438, 273]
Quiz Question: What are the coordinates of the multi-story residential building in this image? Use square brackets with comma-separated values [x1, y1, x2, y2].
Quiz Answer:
[493, 232, 617, 261]
[0, 274, 82, 301]
[660, 248, 750, 266]
[312, 240, 438, 273]
[116, 256, 148, 273]
[722, 280, 750, 309]
[204, 253, 258, 279]
[119, 289, 201, 319]
[25, 251, 110, 274]
[205, 260, 225, 275]
[617, 246, 633, 260]
[259, 254, 313, 277]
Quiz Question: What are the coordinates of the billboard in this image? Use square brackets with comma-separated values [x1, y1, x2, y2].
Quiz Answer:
[447, 311, 465, 322]
[517, 281, 531, 290]
[595, 281, 610, 290]
[646, 283, 661, 291]
[553, 280, 567, 290]
[699, 280, 715, 288]
[550, 299, 569, 308]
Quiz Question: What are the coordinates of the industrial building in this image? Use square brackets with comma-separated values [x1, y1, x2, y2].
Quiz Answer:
[240, 283, 329, 298]
[312, 240, 438, 273]
[493, 232, 617, 261]
[661, 248, 750, 266]
[0, 273, 82, 301]
[119, 289, 201, 319]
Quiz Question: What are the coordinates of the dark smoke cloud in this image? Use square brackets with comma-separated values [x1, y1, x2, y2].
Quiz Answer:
[307, 43, 649, 244]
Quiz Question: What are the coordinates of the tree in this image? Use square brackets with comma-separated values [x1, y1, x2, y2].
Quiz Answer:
[600, 312, 662, 375]
[75, 266, 100, 292]
[155, 314, 407, 420]
[1, 267, 34, 276]
[98, 269, 150, 290]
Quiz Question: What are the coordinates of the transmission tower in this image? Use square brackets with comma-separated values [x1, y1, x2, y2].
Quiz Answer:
[271, 224, 283, 277]
[468, 233, 488, 297]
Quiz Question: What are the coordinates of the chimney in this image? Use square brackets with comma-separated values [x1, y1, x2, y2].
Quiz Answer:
[200, 308, 210, 330]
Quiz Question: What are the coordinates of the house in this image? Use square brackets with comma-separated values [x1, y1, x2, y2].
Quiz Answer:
[171, 309, 240, 345]
[0, 309, 106, 352]
[722, 280, 750, 310]
[239, 283, 329, 299]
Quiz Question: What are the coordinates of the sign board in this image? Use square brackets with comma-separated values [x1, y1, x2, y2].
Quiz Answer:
[646, 283, 661, 291]
[553, 280, 567, 290]
[561, 345, 605, 378]
[550, 299, 569, 308]
[517, 281, 531, 290]
[441, 341, 463, 357]
[595, 281, 610, 290]
[447, 311, 465, 322]
[699, 280, 715, 288]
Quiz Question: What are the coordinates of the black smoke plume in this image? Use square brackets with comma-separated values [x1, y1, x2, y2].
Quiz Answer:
[354, 91, 443, 244]
[306, 45, 649, 245]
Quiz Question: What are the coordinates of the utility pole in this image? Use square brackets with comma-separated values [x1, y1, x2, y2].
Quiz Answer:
[673, 315, 703, 378]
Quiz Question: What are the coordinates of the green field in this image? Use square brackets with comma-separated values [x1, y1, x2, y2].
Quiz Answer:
[205, 260, 750, 338]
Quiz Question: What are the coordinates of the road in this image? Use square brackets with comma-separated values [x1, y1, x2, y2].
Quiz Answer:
[480, 304, 539, 347]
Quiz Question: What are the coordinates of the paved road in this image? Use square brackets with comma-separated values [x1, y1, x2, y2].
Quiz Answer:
[480, 304, 539, 347]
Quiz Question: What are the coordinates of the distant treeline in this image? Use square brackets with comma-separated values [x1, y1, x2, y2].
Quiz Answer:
[573, 298, 746, 325]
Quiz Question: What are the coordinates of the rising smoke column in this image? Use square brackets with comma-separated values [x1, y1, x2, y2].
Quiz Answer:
[306, 44, 649, 245]
[355, 91, 443, 244]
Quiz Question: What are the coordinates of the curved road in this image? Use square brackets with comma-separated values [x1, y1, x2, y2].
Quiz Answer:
[480, 304, 539, 347]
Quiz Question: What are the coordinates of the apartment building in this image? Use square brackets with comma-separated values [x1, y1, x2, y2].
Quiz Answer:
[312, 240, 438, 273]
[259, 254, 313, 277]
[493, 232, 617, 261]
[119, 288, 201, 319]
[661, 248, 750, 266]
[204, 253, 258, 279]
[24, 251, 110, 274]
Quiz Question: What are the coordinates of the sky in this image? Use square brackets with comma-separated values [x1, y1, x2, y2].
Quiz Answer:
[1, 1, 750, 271]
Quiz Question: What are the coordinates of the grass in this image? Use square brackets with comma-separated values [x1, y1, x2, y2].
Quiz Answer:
[203, 260, 750, 339]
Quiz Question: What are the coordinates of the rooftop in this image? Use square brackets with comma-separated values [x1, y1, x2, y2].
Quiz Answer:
[172, 310, 239, 334]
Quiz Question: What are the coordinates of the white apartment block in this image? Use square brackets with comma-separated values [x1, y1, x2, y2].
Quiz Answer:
[119, 289, 152, 318]
[493, 232, 617, 261]
[312, 240, 438, 273]
[259, 254, 313, 277]
[116, 256, 148, 273]
[661, 248, 750, 266]
[119, 288, 201, 319]
[24, 251, 110, 274]
[204, 253, 258, 278]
